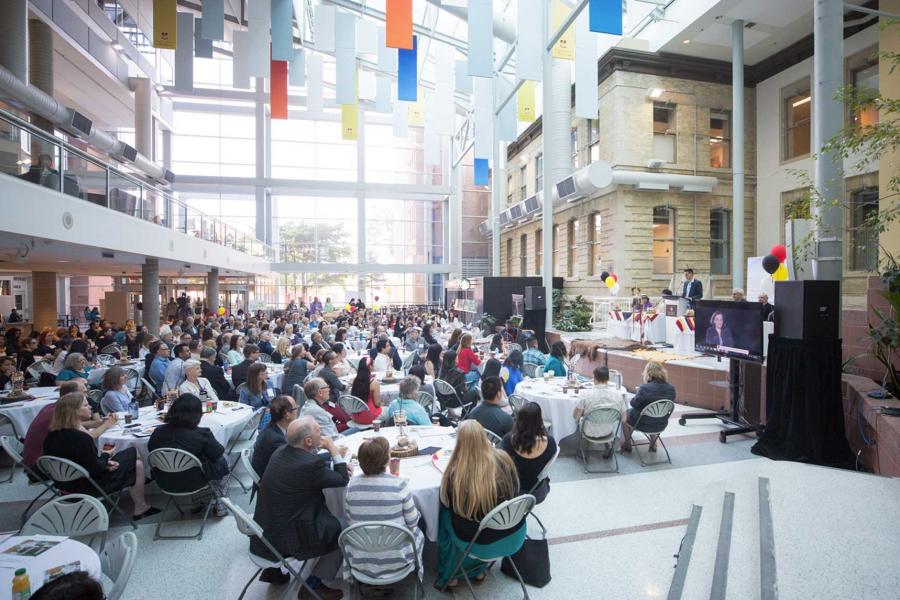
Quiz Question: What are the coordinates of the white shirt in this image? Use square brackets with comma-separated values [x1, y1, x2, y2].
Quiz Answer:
[373, 353, 392, 372]
[179, 377, 219, 401]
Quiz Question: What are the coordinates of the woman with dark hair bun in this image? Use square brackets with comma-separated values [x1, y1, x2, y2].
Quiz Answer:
[501, 402, 557, 502]
[348, 357, 383, 425]
[424, 343, 443, 378]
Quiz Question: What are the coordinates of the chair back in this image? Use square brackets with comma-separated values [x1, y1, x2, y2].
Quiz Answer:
[38, 455, 89, 483]
[580, 406, 623, 440]
[478, 494, 535, 535]
[292, 383, 307, 404]
[433, 379, 461, 407]
[235, 382, 247, 398]
[123, 368, 141, 391]
[0, 414, 22, 440]
[608, 369, 623, 390]
[87, 389, 104, 413]
[507, 394, 527, 416]
[484, 429, 503, 447]
[401, 351, 418, 372]
[338, 522, 420, 585]
[221, 496, 264, 538]
[138, 377, 160, 401]
[147, 448, 209, 495]
[21, 494, 109, 553]
[0, 435, 24, 463]
[507, 343, 523, 354]
[26, 360, 51, 381]
[338, 394, 369, 416]
[100, 344, 120, 356]
[241, 447, 260, 485]
[231, 406, 266, 445]
[640, 399, 675, 420]
[258, 353, 272, 364]
[415, 391, 434, 412]
[522, 363, 538, 378]
[97, 354, 116, 367]
[101, 531, 138, 600]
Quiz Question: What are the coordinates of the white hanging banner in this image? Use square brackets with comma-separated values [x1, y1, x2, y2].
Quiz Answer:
[306, 53, 324, 112]
[289, 47, 306, 87]
[314, 3, 336, 52]
[516, 0, 542, 81]
[334, 11, 357, 105]
[434, 44, 455, 136]
[335, 10, 356, 49]
[473, 77, 493, 158]
[467, 0, 493, 78]
[393, 97, 409, 137]
[424, 93, 440, 167]
[454, 59, 472, 94]
[357, 19, 377, 55]
[497, 76, 517, 142]
[200, 0, 225, 41]
[376, 76, 392, 113]
[248, 16, 271, 78]
[574, 8, 598, 119]
[232, 30, 251, 89]
[174, 12, 194, 92]
[359, 71, 377, 101]
[248, 0, 271, 21]
[377, 27, 397, 72]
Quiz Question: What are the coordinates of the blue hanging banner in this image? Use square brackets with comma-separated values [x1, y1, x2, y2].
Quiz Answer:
[398, 35, 418, 102]
[589, 0, 623, 35]
[271, 0, 294, 61]
[474, 158, 490, 186]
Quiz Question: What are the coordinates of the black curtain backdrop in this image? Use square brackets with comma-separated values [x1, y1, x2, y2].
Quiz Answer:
[751, 336, 853, 467]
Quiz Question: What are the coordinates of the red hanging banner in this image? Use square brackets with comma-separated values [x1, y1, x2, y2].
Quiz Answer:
[386, 0, 413, 50]
[271, 59, 288, 119]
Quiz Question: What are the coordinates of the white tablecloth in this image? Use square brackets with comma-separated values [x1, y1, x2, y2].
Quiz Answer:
[87, 360, 145, 385]
[0, 388, 60, 437]
[324, 425, 455, 541]
[266, 364, 284, 391]
[515, 377, 633, 441]
[340, 371, 433, 404]
[0, 535, 101, 600]
[98, 403, 254, 464]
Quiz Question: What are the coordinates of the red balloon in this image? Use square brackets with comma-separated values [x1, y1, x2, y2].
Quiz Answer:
[770, 244, 787, 263]
[611, 273, 618, 282]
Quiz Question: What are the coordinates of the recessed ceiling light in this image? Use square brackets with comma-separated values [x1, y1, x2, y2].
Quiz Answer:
[683, 39, 691, 44]
[112, 42, 123, 51]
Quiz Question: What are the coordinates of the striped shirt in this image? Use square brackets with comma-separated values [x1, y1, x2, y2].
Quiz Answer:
[343, 473, 425, 581]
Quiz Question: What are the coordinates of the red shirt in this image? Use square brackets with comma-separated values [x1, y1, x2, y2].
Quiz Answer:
[23, 404, 56, 469]
[457, 347, 481, 373]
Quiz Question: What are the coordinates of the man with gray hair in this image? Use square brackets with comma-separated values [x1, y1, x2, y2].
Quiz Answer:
[199, 346, 232, 400]
[731, 288, 746, 302]
[251, 416, 348, 599]
[300, 378, 344, 438]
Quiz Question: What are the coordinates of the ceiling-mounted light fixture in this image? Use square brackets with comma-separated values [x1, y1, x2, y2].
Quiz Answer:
[647, 88, 664, 99]
[792, 96, 811, 108]
[112, 42, 123, 51]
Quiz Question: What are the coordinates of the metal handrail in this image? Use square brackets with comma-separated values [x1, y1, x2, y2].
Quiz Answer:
[0, 108, 274, 261]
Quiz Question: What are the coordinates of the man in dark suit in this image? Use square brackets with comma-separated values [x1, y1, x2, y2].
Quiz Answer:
[251, 395, 296, 478]
[230, 343, 260, 389]
[252, 416, 348, 600]
[681, 268, 703, 304]
[758, 292, 775, 321]
[200, 347, 233, 400]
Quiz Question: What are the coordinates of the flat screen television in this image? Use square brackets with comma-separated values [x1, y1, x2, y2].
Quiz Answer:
[693, 300, 765, 363]
[511, 294, 524, 318]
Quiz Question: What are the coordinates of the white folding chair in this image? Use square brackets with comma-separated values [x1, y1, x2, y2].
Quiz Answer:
[20, 494, 109, 553]
[527, 444, 561, 535]
[224, 406, 266, 492]
[258, 353, 272, 364]
[484, 429, 503, 447]
[0, 436, 61, 524]
[241, 447, 260, 504]
[220, 497, 322, 600]
[415, 391, 434, 415]
[578, 407, 623, 474]
[100, 531, 138, 600]
[628, 399, 675, 466]
[507, 343, 523, 354]
[434, 379, 472, 418]
[338, 394, 373, 430]
[37, 456, 137, 530]
[100, 344, 120, 356]
[147, 448, 217, 541]
[522, 363, 539, 378]
[401, 352, 418, 372]
[97, 354, 117, 367]
[87, 389, 105, 414]
[339, 522, 424, 600]
[123, 368, 142, 393]
[25, 360, 52, 385]
[507, 394, 526, 416]
[292, 383, 307, 404]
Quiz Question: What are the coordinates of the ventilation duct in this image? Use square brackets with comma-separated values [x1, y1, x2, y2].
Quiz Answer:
[556, 161, 718, 202]
[0, 64, 169, 184]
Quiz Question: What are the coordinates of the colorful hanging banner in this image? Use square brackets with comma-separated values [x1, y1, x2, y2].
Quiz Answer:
[589, 0, 623, 35]
[200, 0, 224, 41]
[393, 97, 409, 137]
[474, 158, 490, 186]
[397, 35, 417, 102]
[173, 12, 194, 91]
[517, 81, 536, 122]
[271, 0, 294, 61]
[377, 27, 397, 72]
[386, 0, 413, 50]
[357, 20, 377, 55]
[408, 98, 425, 126]
[153, 0, 178, 49]
[342, 104, 359, 140]
[194, 17, 213, 58]
[575, 8, 599, 119]
[248, 12, 271, 78]
[270, 60, 288, 119]
[552, 0, 575, 60]
[375, 76, 391, 113]
[289, 47, 305, 86]
[315, 4, 335, 52]
[473, 77, 492, 158]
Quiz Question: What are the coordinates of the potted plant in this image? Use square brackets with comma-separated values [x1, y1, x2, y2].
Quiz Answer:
[477, 312, 497, 332]
[868, 256, 900, 397]
[553, 294, 593, 332]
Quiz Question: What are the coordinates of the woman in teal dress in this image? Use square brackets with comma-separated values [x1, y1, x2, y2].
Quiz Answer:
[543, 341, 568, 377]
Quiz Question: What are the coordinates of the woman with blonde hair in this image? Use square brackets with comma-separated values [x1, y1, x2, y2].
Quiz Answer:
[271, 336, 290, 364]
[437, 420, 523, 590]
[622, 360, 676, 452]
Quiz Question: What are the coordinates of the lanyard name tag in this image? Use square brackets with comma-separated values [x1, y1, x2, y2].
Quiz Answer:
[199, 386, 208, 396]
[267, 388, 275, 399]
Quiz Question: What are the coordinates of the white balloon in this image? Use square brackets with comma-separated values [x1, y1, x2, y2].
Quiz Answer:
[758, 274, 775, 298]
[612, 282, 621, 296]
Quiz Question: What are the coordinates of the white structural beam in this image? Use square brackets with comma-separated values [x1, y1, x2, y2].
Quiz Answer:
[732, 20, 745, 290]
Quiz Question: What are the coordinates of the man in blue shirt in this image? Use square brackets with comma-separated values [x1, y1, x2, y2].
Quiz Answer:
[148, 341, 171, 393]
[163, 343, 190, 394]
[522, 337, 547, 367]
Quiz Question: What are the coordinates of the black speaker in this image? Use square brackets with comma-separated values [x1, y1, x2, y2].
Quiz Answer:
[524, 286, 546, 311]
[773, 280, 840, 341]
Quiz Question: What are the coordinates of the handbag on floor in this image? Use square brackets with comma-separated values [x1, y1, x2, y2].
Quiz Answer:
[500, 534, 551, 588]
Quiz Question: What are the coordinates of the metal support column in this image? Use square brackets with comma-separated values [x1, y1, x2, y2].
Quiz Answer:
[541, 1, 554, 327]
[732, 20, 745, 290]
[142, 258, 160, 335]
[254, 78, 268, 245]
[131, 77, 154, 158]
[813, 0, 845, 285]
[207, 267, 220, 315]
[450, 138, 463, 279]
[491, 79, 501, 276]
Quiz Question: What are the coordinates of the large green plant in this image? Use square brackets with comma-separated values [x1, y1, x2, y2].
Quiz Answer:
[553, 294, 592, 332]
[868, 256, 900, 395]
[477, 312, 497, 332]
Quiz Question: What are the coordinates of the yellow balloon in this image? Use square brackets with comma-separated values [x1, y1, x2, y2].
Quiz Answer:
[772, 263, 789, 281]
[217, 307, 225, 316]
[605, 276, 615, 289]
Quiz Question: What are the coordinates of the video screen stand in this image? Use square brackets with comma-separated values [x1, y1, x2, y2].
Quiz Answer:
[677, 358, 764, 443]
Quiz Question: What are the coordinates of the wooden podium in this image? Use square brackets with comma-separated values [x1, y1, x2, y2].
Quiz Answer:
[664, 296, 691, 347]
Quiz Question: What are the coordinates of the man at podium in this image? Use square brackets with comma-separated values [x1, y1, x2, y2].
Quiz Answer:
[681, 268, 703, 304]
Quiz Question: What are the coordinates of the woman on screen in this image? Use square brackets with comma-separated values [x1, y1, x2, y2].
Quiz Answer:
[704, 311, 735, 347]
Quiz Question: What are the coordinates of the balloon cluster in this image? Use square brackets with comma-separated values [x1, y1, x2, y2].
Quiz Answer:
[762, 244, 789, 281]
[600, 271, 621, 296]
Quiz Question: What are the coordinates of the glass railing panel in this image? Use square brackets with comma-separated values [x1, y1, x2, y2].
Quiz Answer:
[62, 149, 107, 205]
[108, 169, 143, 219]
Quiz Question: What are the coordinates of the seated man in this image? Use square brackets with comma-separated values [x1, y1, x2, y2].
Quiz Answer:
[465, 376, 513, 438]
[522, 337, 547, 367]
[163, 343, 191, 394]
[231, 343, 260, 389]
[252, 417, 348, 600]
[299, 377, 343, 438]
[147, 341, 170, 392]
[200, 347, 233, 400]
[572, 366, 627, 456]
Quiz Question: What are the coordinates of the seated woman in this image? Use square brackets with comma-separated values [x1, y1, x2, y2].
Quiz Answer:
[543, 341, 568, 377]
[456, 333, 481, 389]
[179, 359, 219, 402]
[437, 351, 468, 410]
[239, 362, 276, 430]
[43, 393, 158, 519]
[318, 350, 347, 403]
[423, 344, 443, 378]
[281, 344, 313, 395]
[501, 350, 525, 397]
[489, 334, 504, 354]
[55, 352, 91, 384]
[100, 366, 132, 414]
[332, 342, 356, 377]
[622, 361, 676, 452]
[226, 334, 245, 367]
[271, 336, 290, 364]
[348, 357, 383, 425]
[148, 393, 228, 517]
[437, 420, 522, 590]
[501, 403, 557, 502]
[345, 436, 425, 581]
[384, 375, 431, 426]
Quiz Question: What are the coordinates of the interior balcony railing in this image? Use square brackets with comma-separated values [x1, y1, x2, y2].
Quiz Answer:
[0, 108, 273, 261]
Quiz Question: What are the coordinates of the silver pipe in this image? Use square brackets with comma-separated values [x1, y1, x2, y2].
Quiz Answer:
[732, 20, 745, 290]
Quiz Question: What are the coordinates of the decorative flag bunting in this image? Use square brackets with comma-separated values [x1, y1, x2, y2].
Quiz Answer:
[474, 158, 490, 186]
[194, 17, 213, 58]
[200, 0, 224, 41]
[306, 54, 324, 112]
[467, 0, 493, 78]
[386, 0, 413, 50]
[516, 0, 541, 81]
[575, 8, 598, 119]
[289, 48, 306, 86]
[271, 0, 294, 61]
[341, 104, 358, 140]
[174, 12, 194, 91]
[232, 30, 250, 89]
[552, 0, 575, 60]
[270, 60, 288, 119]
[517, 81, 536, 122]
[153, 0, 177, 49]
[589, 0, 623, 35]
[315, 4, 335, 52]
[397, 35, 417, 102]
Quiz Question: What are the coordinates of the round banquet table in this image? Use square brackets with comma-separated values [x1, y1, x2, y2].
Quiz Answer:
[0, 535, 102, 600]
[324, 425, 455, 542]
[0, 387, 61, 437]
[87, 360, 145, 386]
[98, 402, 254, 464]
[339, 371, 433, 404]
[515, 377, 633, 441]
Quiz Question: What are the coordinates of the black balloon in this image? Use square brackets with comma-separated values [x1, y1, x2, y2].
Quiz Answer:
[600, 271, 610, 281]
[762, 254, 780, 275]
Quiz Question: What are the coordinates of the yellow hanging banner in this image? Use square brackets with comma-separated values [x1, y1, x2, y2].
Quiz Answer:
[408, 99, 425, 125]
[341, 104, 358, 140]
[517, 81, 536, 122]
[153, 0, 178, 49]
[551, 0, 575, 60]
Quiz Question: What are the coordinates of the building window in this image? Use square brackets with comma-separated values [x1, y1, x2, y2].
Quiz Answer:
[520, 233, 528, 275]
[852, 63, 879, 128]
[535, 229, 542, 275]
[783, 88, 811, 161]
[535, 153, 543, 192]
[710, 209, 730, 274]
[652, 206, 675, 274]
[653, 103, 676, 163]
[570, 126, 578, 169]
[553, 224, 561, 275]
[519, 165, 527, 201]
[588, 212, 602, 276]
[849, 187, 879, 272]
[589, 119, 600, 163]
[710, 111, 731, 168]
[567, 219, 579, 277]
[506, 238, 513, 275]
[506, 173, 513, 206]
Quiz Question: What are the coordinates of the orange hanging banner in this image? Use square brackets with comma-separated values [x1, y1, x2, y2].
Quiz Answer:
[270, 60, 288, 119]
[386, 0, 413, 50]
